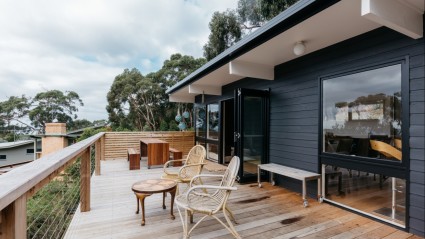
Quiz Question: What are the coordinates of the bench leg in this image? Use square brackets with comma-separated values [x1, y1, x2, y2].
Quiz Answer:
[302, 179, 308, 207]
[258, 167, 262, 188]
[318, 177, 323, 203]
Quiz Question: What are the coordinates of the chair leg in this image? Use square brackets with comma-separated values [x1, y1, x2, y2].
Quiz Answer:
[184, 209, 189, 239]
[176, 204, 188, 238]
[225, 206, 237, 224]
[222, 211, 241, 239]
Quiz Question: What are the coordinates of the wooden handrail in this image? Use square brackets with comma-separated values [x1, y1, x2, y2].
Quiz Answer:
[0, 132, 105, 212]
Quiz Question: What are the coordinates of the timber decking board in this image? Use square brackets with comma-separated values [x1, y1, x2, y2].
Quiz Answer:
[64, 159, 417, 239]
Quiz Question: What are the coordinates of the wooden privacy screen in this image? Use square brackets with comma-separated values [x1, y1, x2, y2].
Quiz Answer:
[104, 131, 195, 160]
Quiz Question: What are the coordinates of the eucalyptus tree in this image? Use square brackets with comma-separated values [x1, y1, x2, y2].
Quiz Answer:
[238, 0, 299, 32]
[29, 90, 84, 131]
[203, 10, 242, 61]
[107, 54, 206, 131]
[203, 0, 299, 59]
[0, 95, 30, 127]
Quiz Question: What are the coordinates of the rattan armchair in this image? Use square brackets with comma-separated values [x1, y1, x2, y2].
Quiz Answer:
[175, 156, 241, 239]
[162, 145, 206, 194]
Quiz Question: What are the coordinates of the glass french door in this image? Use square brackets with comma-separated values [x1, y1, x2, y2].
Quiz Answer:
[234, 88, 269, 183]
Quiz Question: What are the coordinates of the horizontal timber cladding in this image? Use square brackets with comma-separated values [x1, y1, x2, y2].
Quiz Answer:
[104, 131, 195, 160]
[199, 26, 424, 236]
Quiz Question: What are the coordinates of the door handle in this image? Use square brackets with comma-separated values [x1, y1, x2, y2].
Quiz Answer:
[234, 132, 240, 142]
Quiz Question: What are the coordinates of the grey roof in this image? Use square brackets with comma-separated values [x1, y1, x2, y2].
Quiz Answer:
[0, 140, 34, 149]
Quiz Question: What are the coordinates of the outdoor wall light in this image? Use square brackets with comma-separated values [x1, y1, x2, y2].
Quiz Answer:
[293, 41, 306, 56]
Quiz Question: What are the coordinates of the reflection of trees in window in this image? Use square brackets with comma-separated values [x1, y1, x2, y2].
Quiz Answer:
[322, 64, 402, 160]
[207, 104, 219, 139]
[332, 93, 401, 137]
[195, 105, 206, 137]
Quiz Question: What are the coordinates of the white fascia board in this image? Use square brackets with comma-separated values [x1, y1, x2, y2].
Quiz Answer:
[189, 85, 222, 96]
[362, 0, 423, 39]
[169, 94, 195, 103]
[229, 60, 274, 80]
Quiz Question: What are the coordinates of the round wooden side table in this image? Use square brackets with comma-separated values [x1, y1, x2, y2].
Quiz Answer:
[131, 179, 177, 226]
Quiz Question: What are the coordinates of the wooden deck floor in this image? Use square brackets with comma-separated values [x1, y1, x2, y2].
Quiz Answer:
[64, 159, 420, 239]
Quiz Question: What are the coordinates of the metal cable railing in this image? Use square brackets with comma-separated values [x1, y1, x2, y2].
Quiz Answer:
[26, 145, 96, 239]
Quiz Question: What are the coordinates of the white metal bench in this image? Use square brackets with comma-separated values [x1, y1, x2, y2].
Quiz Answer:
[258, 163, 323, 207]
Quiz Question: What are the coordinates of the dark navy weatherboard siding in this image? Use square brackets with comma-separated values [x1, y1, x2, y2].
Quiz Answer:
[198, 27, 425, 236]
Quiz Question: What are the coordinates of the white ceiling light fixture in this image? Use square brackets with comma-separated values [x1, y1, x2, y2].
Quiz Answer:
[293, 41, 306, 56]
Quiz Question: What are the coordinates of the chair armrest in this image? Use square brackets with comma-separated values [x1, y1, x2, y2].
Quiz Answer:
[177, 163, 206, 178]
[163, 159, 187, 175]
[190, 174, 224, 187]
[185, 185, 237, 201]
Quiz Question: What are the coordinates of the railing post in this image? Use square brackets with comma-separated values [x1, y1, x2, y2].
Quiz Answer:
[0, 195, 27, 239]
[80, 148, 91, 212]
[101, 135, 105, 161]
[95, 139, 101, 176]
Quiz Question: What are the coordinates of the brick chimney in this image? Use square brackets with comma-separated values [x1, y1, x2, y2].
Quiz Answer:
[41, 123, 68, 157]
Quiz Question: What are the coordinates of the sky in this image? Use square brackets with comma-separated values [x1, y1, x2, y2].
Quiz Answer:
[0, 0, 238, 123]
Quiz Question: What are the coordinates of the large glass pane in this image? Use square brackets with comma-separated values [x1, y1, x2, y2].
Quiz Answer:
[323, 64, 402, 161]
[207, 143, 218, 162]
[243, 96, 264, 176]
[324, 164, 406, 226]
[207, 104, 219, 140]
[195, 105, 206, 138]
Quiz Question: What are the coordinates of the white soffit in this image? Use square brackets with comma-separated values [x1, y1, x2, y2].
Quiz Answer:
[237, 0, 381, 66]
[189, 84, 222, 95]
[229, 60, 274, 80]
[362, 0, 424, 39]
[169, 88, 195, 103]
[404, 0, 425, 12]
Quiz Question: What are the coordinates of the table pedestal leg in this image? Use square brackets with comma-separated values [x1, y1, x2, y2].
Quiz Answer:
[135, 193, 151, 226]
[162, 191, 166, 209]
[169, 187, 176, 220]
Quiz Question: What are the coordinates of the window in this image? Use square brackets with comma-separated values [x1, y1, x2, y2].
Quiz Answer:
[195, 103, 220, 162]
[0, 155, 6, 160]
[195, 105, 206, 138]
[322, 64, 402, 161]
[27, 148, 34, 154]
[207, 104, 219, 140]
[207, 143, 219, 163]
[322, 63, 406, 227]
[324, 165, 406, 226]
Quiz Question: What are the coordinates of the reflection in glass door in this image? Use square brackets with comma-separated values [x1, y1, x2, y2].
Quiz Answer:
[235, 88, 269, 183]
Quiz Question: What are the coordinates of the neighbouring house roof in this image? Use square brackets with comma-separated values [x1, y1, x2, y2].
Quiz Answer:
[67, 125, 107, 136]
[0, 140, 34, 150]
[166, 0, 424, 102]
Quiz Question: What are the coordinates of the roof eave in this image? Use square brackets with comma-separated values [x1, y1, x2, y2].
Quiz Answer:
[166, 0, 340, 95]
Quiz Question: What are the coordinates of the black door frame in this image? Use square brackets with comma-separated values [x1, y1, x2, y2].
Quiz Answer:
[234, 88, 270, 183]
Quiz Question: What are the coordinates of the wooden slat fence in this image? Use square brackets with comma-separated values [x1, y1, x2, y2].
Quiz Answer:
[104, 131, 195, 160]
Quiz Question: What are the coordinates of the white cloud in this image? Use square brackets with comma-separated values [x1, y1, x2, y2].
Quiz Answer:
[0, 0, 237, 122]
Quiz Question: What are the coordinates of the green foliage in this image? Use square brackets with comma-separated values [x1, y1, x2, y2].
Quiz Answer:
[29, 90, 84, 130]
[3, 132, 15, 142]
[258, 0, 299, 21]
[204, 0, 299, 59]
[27, 162, 81, 238]
[77, 127, 107, 142]
[168, 120, 179, 131]
[68, 119, 93, 131]
[106, 54, 205, 131]
[159, 120, 168, 131]
[142, 124, 152, 131]
[0, 95, 30, 126]
[203, 10, 241, 61]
